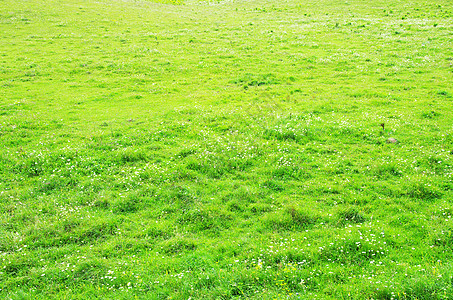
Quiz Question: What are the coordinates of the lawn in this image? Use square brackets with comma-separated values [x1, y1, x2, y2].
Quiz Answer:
[1, 0, 452, 298]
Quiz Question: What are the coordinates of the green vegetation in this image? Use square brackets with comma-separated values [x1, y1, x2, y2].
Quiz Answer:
[1, 0, 452, 298]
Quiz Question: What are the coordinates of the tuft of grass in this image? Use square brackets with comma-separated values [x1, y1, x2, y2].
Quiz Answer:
[336, 206, 366, 225]
[263, 205, 318, 231]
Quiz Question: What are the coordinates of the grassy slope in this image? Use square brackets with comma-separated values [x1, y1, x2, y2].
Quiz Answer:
[1, 0, 453, 298]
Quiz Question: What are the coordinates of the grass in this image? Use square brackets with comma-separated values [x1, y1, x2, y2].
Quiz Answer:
[1, 0, 452, 298]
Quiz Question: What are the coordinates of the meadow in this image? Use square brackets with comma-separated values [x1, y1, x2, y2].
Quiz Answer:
[0, 0, 452, 298]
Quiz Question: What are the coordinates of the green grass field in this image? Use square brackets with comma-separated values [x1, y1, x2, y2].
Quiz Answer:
[1, 0, 452, 298]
